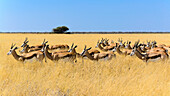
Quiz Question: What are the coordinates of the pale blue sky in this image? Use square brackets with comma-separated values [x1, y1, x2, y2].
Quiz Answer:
[0, 0, 170, 32]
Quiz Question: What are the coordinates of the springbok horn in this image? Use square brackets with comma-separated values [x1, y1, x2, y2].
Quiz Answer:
[24, 37, 28, 43]
[84, 45, 87, 50]
[11, 43, 16, 49]
[42, 39, 45, 44]
[71, 43, 74, 49]
[11, 43, 13, 49]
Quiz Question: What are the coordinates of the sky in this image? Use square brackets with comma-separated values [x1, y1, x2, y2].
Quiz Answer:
[0, 0, 170, 32]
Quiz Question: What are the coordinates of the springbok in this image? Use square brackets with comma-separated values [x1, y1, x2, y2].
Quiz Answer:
[117, 38, 125, 48]
[7, 43, 44, 63]
[82, 49, 100, 57]
[112, 43, 129, 56]
[50, 44, 69, 50]
[103, 38, 116, 47]
[80, 45, 116, 61]
[20, 45, 41, 53]
[20, 39, 48, 53]
[100, 38, 107, 47]
[130, 46, 168, 62]
[21, 38, 48, 49]
[145, 40, 152, 50]
[125, 41, 132, 49]
[42, 44, 77, 63]
[163, 45, 170, 54]
[95, 40, 115, 51]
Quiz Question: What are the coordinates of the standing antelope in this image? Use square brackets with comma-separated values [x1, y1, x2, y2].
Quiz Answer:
[112, 43, 129, 56]
[80, 45, 116, 61]
[96, 40, 115, 51]
[117, 38, 125, 48]
[130, 46, 168, 62]
[50, 44, 69, 50]
[21, 38, 47, 49]
[103, 38, 116, 47]
[7, 43, 44, 63]
[125, 41, 132, 49]
[42, 44, 78, 63]
[20, 38, 48, 53]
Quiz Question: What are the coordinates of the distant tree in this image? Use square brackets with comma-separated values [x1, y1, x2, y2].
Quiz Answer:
[53, 26, 69, 33]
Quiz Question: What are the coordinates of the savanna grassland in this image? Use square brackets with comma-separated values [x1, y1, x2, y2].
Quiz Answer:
[0, 34, 170, 96]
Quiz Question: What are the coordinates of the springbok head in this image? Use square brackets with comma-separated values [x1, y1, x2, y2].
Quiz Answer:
[68, 43, 77, 52]
[20, 45, 29, 53]
[118, 38, 123, 45]
[7, 43, 18, 55]
[80, 45, 92, 56]
[42, 39, 48, 46]
[125, 41, 131, 48]
[112, 43, 119, 52]
[41, 44, 49, 52]
[104, 38, 109, 44]
[130, 46, 137, 56]
[151, 40, 157, 48]
[146, 40, 151, 47]
[21, 37, 29, 47]
[95, 40, 101, 48]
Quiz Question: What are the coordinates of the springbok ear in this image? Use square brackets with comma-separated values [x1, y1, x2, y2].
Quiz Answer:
[45, 41, 48, 43]
[74, 45, 77, 48]
[115, 43, 118, 47]
[87, 47, 92, 50]
[26, 41, 29, 43]
[46, 45, 49, 48]
[129, 41, 131, 44]
[15, 47, 19, 50]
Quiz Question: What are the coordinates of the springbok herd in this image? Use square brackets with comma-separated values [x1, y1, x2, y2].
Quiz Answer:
[7, 38, 170, 63]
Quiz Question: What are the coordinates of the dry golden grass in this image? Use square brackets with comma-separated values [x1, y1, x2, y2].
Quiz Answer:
[0, 34, 170, 96]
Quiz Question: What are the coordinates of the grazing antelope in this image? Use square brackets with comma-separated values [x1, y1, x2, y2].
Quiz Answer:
[42, 44, 77, 63]
[7, 43, 44, 63]
[130, 46, 168, 62]
[80, 45, 116, 61]
[21, 38, 47, 49]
